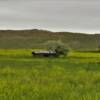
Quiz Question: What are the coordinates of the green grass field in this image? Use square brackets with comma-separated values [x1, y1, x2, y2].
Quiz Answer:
[0, 49, 100, 100]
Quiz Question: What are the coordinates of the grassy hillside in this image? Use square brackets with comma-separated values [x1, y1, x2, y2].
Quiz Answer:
[1, 30, 100, 99]
[0, 29, 100, 50]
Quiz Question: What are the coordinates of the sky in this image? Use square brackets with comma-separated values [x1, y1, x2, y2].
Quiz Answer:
[0, 0, 100, 33]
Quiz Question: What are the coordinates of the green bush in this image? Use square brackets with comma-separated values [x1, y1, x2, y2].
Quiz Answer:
[45, 40, 69, 57]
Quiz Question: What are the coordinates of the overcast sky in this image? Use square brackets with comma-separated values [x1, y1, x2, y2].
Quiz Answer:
[0, 0, 100, 33]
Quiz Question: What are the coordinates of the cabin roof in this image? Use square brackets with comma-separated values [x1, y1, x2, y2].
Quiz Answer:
[33, 50, 56, 54]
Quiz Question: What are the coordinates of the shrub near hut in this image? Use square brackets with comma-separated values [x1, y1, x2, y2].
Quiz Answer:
[46, 40, 69, 57]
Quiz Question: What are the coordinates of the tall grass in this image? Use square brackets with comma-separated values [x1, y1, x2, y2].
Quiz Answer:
[0, 49, 100, 100]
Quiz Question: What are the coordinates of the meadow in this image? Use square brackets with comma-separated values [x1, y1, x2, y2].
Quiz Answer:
[0, 49, 100, 100]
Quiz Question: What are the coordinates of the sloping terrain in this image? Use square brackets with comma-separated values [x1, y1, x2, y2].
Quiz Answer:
[0, 29, 100, 50]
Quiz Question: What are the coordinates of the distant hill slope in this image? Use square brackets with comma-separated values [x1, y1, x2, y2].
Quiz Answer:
[0, 29, 100, 50]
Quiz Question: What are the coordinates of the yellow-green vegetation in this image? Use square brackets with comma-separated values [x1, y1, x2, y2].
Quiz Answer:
[0, 49, 100, 100]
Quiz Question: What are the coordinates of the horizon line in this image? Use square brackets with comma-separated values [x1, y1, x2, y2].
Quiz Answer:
[0, 27, 99, 34]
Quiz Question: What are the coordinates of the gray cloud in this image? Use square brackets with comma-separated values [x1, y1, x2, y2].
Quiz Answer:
[0, 0, 100, 33]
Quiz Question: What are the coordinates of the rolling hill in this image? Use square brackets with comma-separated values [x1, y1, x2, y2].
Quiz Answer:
[0, 29, 100, 50]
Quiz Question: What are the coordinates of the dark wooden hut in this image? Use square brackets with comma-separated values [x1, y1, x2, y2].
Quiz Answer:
[32, 50, 57, 57]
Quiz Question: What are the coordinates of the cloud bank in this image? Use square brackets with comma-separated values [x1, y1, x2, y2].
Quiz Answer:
[0, 0, 100, 33]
